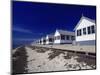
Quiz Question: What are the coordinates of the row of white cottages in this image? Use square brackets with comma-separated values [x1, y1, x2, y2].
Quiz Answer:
[36, 29, 75, 45]
[35, 16, 96, 45]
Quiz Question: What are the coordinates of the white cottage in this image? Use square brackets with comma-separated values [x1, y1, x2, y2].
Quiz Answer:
[38, 39, 41, 44]
[41, 37, 46, 45]
[74, 16, 96, 45]
[54, 29, 75, 44]
[46, 34, 54, 45]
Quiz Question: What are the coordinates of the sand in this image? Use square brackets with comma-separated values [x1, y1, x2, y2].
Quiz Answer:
[32, 44, 95, 53]
[12, 45, 96, 74]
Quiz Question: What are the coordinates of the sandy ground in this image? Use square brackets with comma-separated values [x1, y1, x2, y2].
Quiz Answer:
[12, 45, 96, 74]
[32, 44, 95, 53]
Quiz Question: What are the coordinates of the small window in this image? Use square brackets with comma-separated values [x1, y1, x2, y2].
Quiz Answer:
[77, 30, 79, 36]
[61, 35, 65, 40]
[87, 26, 91, 34]
[43, 40, 46, 42]
[49, 38, 53, 42]
[54, 36, 58, 40]
[57, 36, 60, 40]
[66, 35, 69, 40]
[77, 29, 81, 36]
[83, 28, 86, 35]
[91, 25, 95, 33]
[77, 30, 80, 36]
[71, 36, 75, 40]
[79, 29, 82, 36]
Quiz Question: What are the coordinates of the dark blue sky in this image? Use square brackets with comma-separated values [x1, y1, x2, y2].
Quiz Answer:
[12, 1, 96, 48]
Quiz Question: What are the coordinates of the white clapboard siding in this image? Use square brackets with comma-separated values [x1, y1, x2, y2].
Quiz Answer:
[74, 16, 96, 45]
[74, 16, 95, 41]
[54, 29, 75, 44]
[46, 34, 54, 44]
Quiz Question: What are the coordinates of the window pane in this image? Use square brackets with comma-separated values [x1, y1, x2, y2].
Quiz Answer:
[77, 29, 81, 36]
[79, 29, 81, 36]
[77, 30, 79, 36]
[43, 40, 46, 42]
[57, 36, 60, 40]
[88, 27, 91, 34]
[66, 35, 69, 40]
[71, 36, 75, 40]
[91, 25, 95, 33]
[61, 35, 65, 40]
[83, 28, 86, 35]
[49, 38, 52, 42]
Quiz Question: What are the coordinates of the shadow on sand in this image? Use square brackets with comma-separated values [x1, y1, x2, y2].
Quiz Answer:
[12, 46, 28, 74]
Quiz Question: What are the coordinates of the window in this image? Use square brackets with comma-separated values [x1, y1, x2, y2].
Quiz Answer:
[83, 28, 86, 35]
[54, 36, 60, 40]
[77, 30, 79, 36]
[87, 25, 95, 34]
[91, 25, 95, 33]
[56, 36, 60, 40]
[79, 29, 82, 36]
[43, 40, 46, 42]
[71, 36, 75, 40]
[87, 26, 91, 34]
[61, 35, 65, 40]
[77, 29, 81, 36]
[66, 35, 69, 40]
[49, 38, 53, 42]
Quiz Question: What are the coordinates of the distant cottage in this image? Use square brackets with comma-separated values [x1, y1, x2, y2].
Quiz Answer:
[41, 37, 46, 45]
[38, 39, 41, 44]
[54, 29, 75, 44]
[74, 16, 96, 45]
[46, 34, 54, 45]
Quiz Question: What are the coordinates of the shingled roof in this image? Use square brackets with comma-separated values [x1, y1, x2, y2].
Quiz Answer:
[56, 29, 75, 35]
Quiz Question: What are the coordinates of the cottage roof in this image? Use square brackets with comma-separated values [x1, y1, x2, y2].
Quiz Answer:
[56, 29, 75, 35]
[74, 16, 95, 31]
[47, 33, 54, 37]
